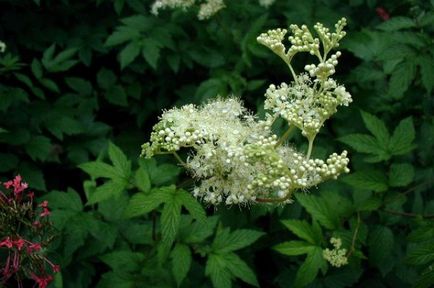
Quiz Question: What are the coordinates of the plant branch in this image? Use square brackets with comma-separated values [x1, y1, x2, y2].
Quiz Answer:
[172, 152, 187, 166]
[275, 125, 295, 147]
[255, 190, 293, 203]
[381, 209, 434, 219]
[346, 212, 360, 258]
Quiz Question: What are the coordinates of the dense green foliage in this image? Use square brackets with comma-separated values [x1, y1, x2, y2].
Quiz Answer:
[1, 0, 434, 287]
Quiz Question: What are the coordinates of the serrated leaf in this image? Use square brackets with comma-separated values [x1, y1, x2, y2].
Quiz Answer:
[108, 142, 131, 178]
[135, 167, 151, 193]
[161, 193, 182, 245]
[171, 243, 192, 287]
[388, 61, 416, 99]
[123, 189, 167, 218]
[339, 134, 387, 158]
[177, 190, 206, 222]
[407, 242, 434, 266]
[87, 180, 127, 205]
[79, 162, 119, 179]
[419, 55, 434, 93]
[100, 250, 144, 273]
[294, 247, 326, 288]
[377, 16, 416, 31]
[65, 77, 92, 95]
[368, 226, 394, 275]
[97, 68, 117, 90]
[342, 170, 388, 192]
[212, 229, 264, 253]
[120, 41, 140, 69]
[273, 241, 316, 256]
[184, 215, 219, 244]
[105, 84, 128, 106]
[142, 39, 160, 69]
[281, 220, 319, 245]
[205, 254, 232, 288]
[360, 111, 389, 148]
[31, 59, 43, 79]
[389, 163, 415, 187]
[223, 253, 259, 287]
[25, 136, 51, 161]
[389, 117, 416, 155]
[296, 193, 340, 229]
[44, 189, 83, 212]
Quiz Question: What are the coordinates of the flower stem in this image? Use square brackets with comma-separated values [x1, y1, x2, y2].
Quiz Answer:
[306, 135, 316, 159]
[255, 190, 293, 203]
[275, 126, 295, 147]
[346, 212, 360, 258]
[172, 152, 187, 166]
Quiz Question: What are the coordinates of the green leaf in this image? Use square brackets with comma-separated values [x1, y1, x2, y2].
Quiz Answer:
[25, 136, 52, 161]
[339, 134, 387, 158]
[377, 16, 416, 31]
[171, 243, 192, 287]
[161, 191, 182, 245]
[135, 167, 151, 193]
[44, 189, 83, 212]
[42, 45, 78, 72]
[87, 180, 127, 205]
[212, 228, 264, 253]
[142, 39, 160, 69]
[184, 215, 219, 244]
[223, 253, 259, 287]
[389, 117, 416, 155]
[360, 111, 389, 148]
[31, 59, 43, 79]
[65, 77, 92, 95]
[281, 220, 320, 245]
[407, 242, 434, 266]
[388, 61, 416, 99]
[419, 55, 434, 93]
[100, 250, 145, 273]
[177, 189, 206, 222]
[108, 142, 131, 179]
[368, 226, 394, 272]
[296, 193, 340, 229]
[0, 153, 19, 172]
[19, 162, 46, 190]
[273, 241, 316, 256]
[342, 170, 388, 192]
[97, 68, 117, 90]
[294, 247, 326, 288]
[123, 189, 168, 218]
[120, 42, 140, 69]
[389, 163, 415, 187]
[205, 254, 232, 288]
[105, 84, 128, 106]
[79, 162, 119, 179]
[415, 268, 434, 288]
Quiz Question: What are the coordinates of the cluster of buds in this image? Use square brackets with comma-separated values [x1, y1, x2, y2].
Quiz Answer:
[0, 175, 59, 288]
[142, 19, 351, 206]
[323, 237, 348, 267]
[151, 0, 274, 20]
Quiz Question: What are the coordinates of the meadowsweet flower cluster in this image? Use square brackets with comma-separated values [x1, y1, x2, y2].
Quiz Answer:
[151, 0, 274, 19]
[0, 41, 5, 53]
[142, 18, 351, 206]
[323, 237, 348, 267]
[0, 176, 59, 288]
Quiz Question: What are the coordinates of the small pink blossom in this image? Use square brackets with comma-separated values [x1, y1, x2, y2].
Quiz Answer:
[0, 237, 13, 249]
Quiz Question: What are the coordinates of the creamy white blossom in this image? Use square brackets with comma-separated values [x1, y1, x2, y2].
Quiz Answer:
[0, 41, 6, 53]
[142, 19, 351, 206]
[151, 0, 274, 20]
[323, 237, 348, 267]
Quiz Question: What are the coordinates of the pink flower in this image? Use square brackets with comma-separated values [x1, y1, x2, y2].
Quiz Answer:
[13, 238, 25, 251]
[40, 208, 51, 217]
[3, 175, 28, 197]
[39, 200, 49, 208]
[31, 273, 53, 288]
[52, 265, 60, 273]
[0, 237, 13, 249]
[27, 242, 42, 254]
[376, 7, 390, 21]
